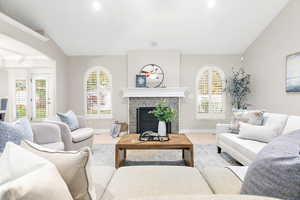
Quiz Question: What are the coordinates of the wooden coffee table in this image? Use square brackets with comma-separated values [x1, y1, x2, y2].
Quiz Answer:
[115, 134, 194, 168]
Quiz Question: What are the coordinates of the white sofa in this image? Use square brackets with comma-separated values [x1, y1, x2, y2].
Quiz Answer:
[216, 112, 300, 165]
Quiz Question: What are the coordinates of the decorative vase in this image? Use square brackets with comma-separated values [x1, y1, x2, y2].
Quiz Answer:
[158, 121, 167, 137]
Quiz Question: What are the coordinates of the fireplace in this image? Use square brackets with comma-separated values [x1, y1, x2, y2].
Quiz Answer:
[136, 107, 171, 134]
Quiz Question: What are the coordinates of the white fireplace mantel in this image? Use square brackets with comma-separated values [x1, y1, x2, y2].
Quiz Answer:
[122, 87, 188, 98]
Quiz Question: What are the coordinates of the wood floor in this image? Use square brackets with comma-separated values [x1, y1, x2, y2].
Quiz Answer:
[94, 133, 216, 145]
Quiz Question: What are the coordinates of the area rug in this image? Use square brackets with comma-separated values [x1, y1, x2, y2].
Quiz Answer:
[92, 143, 241, 168]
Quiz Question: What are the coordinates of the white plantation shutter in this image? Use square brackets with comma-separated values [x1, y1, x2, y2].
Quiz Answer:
[197, 67, 225, 119]
[85, 67, 112, 118]
[15, 79, 27, 119]
[33, 78, 49, 119]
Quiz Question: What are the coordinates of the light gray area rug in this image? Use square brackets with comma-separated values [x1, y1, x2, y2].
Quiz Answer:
[92, 144, 241, 168]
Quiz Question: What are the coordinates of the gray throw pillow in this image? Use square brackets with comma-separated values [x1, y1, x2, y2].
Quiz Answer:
[57, 111, 79, 131]
[0, 122, 24, 152]
[14, 117, 34, 141]
[241, 130, 300, 200]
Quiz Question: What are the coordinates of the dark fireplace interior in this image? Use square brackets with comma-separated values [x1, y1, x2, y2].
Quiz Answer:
[136, 107, 171, 134]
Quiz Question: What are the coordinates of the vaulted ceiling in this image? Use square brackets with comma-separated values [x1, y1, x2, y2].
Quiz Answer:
[0, 0, 290, 55]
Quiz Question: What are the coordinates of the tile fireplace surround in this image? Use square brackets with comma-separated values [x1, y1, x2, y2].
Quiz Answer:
[123, 87, 188, 133]
[128, 97, 179, 133]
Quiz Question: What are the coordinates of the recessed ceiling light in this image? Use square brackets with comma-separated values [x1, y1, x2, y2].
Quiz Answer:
[207, 0, 216, 9]
[92, 1, 102, 11]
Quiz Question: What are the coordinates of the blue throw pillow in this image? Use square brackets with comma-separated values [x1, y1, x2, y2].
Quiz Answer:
[57, 111, 79, 131]
[0, 121, 24, 152]
[14, 117, 34, 142]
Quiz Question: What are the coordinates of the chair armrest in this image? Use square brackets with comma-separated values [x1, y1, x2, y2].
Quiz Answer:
[216, 123, 232, 134]
[77, 115, 87, 128]
[45, 120, 73, 149]
[31, 122, 61, 144]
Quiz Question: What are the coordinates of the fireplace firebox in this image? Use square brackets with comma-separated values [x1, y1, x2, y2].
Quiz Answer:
[136, 107, 171, 134]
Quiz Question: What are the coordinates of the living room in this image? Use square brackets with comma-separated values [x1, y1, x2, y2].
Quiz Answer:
[0, 0, 300, 200]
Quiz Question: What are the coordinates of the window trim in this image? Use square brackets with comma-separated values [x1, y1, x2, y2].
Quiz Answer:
[195, 66, 226, 120]
[84, 66, 113, 119]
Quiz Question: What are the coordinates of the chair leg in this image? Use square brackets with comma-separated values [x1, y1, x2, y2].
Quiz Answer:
[217, 146, 222, 154]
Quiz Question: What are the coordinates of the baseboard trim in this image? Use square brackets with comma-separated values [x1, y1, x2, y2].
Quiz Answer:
[93, 129, 111, 135]
[94, 129, 215, 134]
[179, 129, 216, 134]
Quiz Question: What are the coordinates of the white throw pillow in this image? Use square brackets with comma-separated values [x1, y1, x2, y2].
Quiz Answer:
[0, 142, 73, 200]
[231, 110, 264, 134]
[21, 140, 96, 200]
[238, 122, 278, 143]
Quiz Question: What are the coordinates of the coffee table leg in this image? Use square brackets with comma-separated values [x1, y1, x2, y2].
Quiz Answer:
[183, 147, 194, 167]
[115, 147, 126, 169]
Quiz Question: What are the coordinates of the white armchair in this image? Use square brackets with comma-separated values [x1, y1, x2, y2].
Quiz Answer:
[31, 122, 64, 150]
[46, 116, 94, 151]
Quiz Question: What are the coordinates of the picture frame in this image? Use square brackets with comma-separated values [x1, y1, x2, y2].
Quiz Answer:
[136, 75, 147, 88]
[286, 52, 300, 92]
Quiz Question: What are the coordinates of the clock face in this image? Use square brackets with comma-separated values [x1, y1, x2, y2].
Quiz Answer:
[140, 64, 164, 88]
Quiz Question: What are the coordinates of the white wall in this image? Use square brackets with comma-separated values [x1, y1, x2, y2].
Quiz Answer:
[67, 53, 241, 131]
[0, 69, 8, 97]
[244, 0, 300, 115]
[180, 55, 242, 131]
[128, 50, 180, 87]
[67, 56, 128, 130]
[0, 15, 68, 112]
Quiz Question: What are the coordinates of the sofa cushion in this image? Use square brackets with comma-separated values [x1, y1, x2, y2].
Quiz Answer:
[200, 167, 242, 194]
[14, 117, 34, 141]
[0, 142, 73, 200]
[102, 166, 212, 200]
[231, 110, 264, 134]
[282, 115, 300, 135]
[241, 130, 300, 200]
[21, 140, 96, 200]
[263, 113, 288, 135]
[238, 122, 278, 143]
[72, 128, 94, 143]
[218, 133, 266, 162]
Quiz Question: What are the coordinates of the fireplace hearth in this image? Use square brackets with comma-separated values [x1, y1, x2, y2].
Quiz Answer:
[136, 107, 171, 134]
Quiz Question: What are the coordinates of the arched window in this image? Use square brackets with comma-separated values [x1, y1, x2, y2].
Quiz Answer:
[84, 67, 112, 118]
[196, 66, 225, 119]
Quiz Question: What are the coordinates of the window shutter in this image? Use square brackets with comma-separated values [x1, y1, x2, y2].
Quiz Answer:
[197, 68, 225, 118]
[85, 68, 112, 118]
[34, 79, 49, 119]
[15, 80, 27, 119]
[86, 71, 98, 115]
[198, 70, 209, 113]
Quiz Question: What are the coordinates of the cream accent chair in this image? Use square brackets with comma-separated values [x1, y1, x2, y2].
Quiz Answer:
[46, 116, 94, 151]
[31, 122, 64, 150]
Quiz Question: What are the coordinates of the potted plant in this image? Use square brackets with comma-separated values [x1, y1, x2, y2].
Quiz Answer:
[149, 100, 176, 137]
[226, 68, 251, 110]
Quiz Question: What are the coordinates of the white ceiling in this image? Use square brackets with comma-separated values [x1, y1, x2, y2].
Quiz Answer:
[0, 0, 290, 55]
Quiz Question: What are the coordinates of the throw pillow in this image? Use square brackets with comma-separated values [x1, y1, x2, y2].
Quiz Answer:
[14, 117, 34, 141]
[21, 140, 96, 200]
[0, 122, 24, 152]
[241, 130, 300, 200]
[231, 110, 264, 133]
[0, 142, 73, 200]
[57, 110, 80, 131]
[238, 122, 278, 143]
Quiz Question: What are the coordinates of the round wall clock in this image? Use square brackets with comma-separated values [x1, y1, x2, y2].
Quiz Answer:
[140, 64, 164, 88]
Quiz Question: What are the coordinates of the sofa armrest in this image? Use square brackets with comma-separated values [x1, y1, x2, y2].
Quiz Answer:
[31, 122, 61, 145]
[77, 115, 87, 128]
[216, 123, 232, 134]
